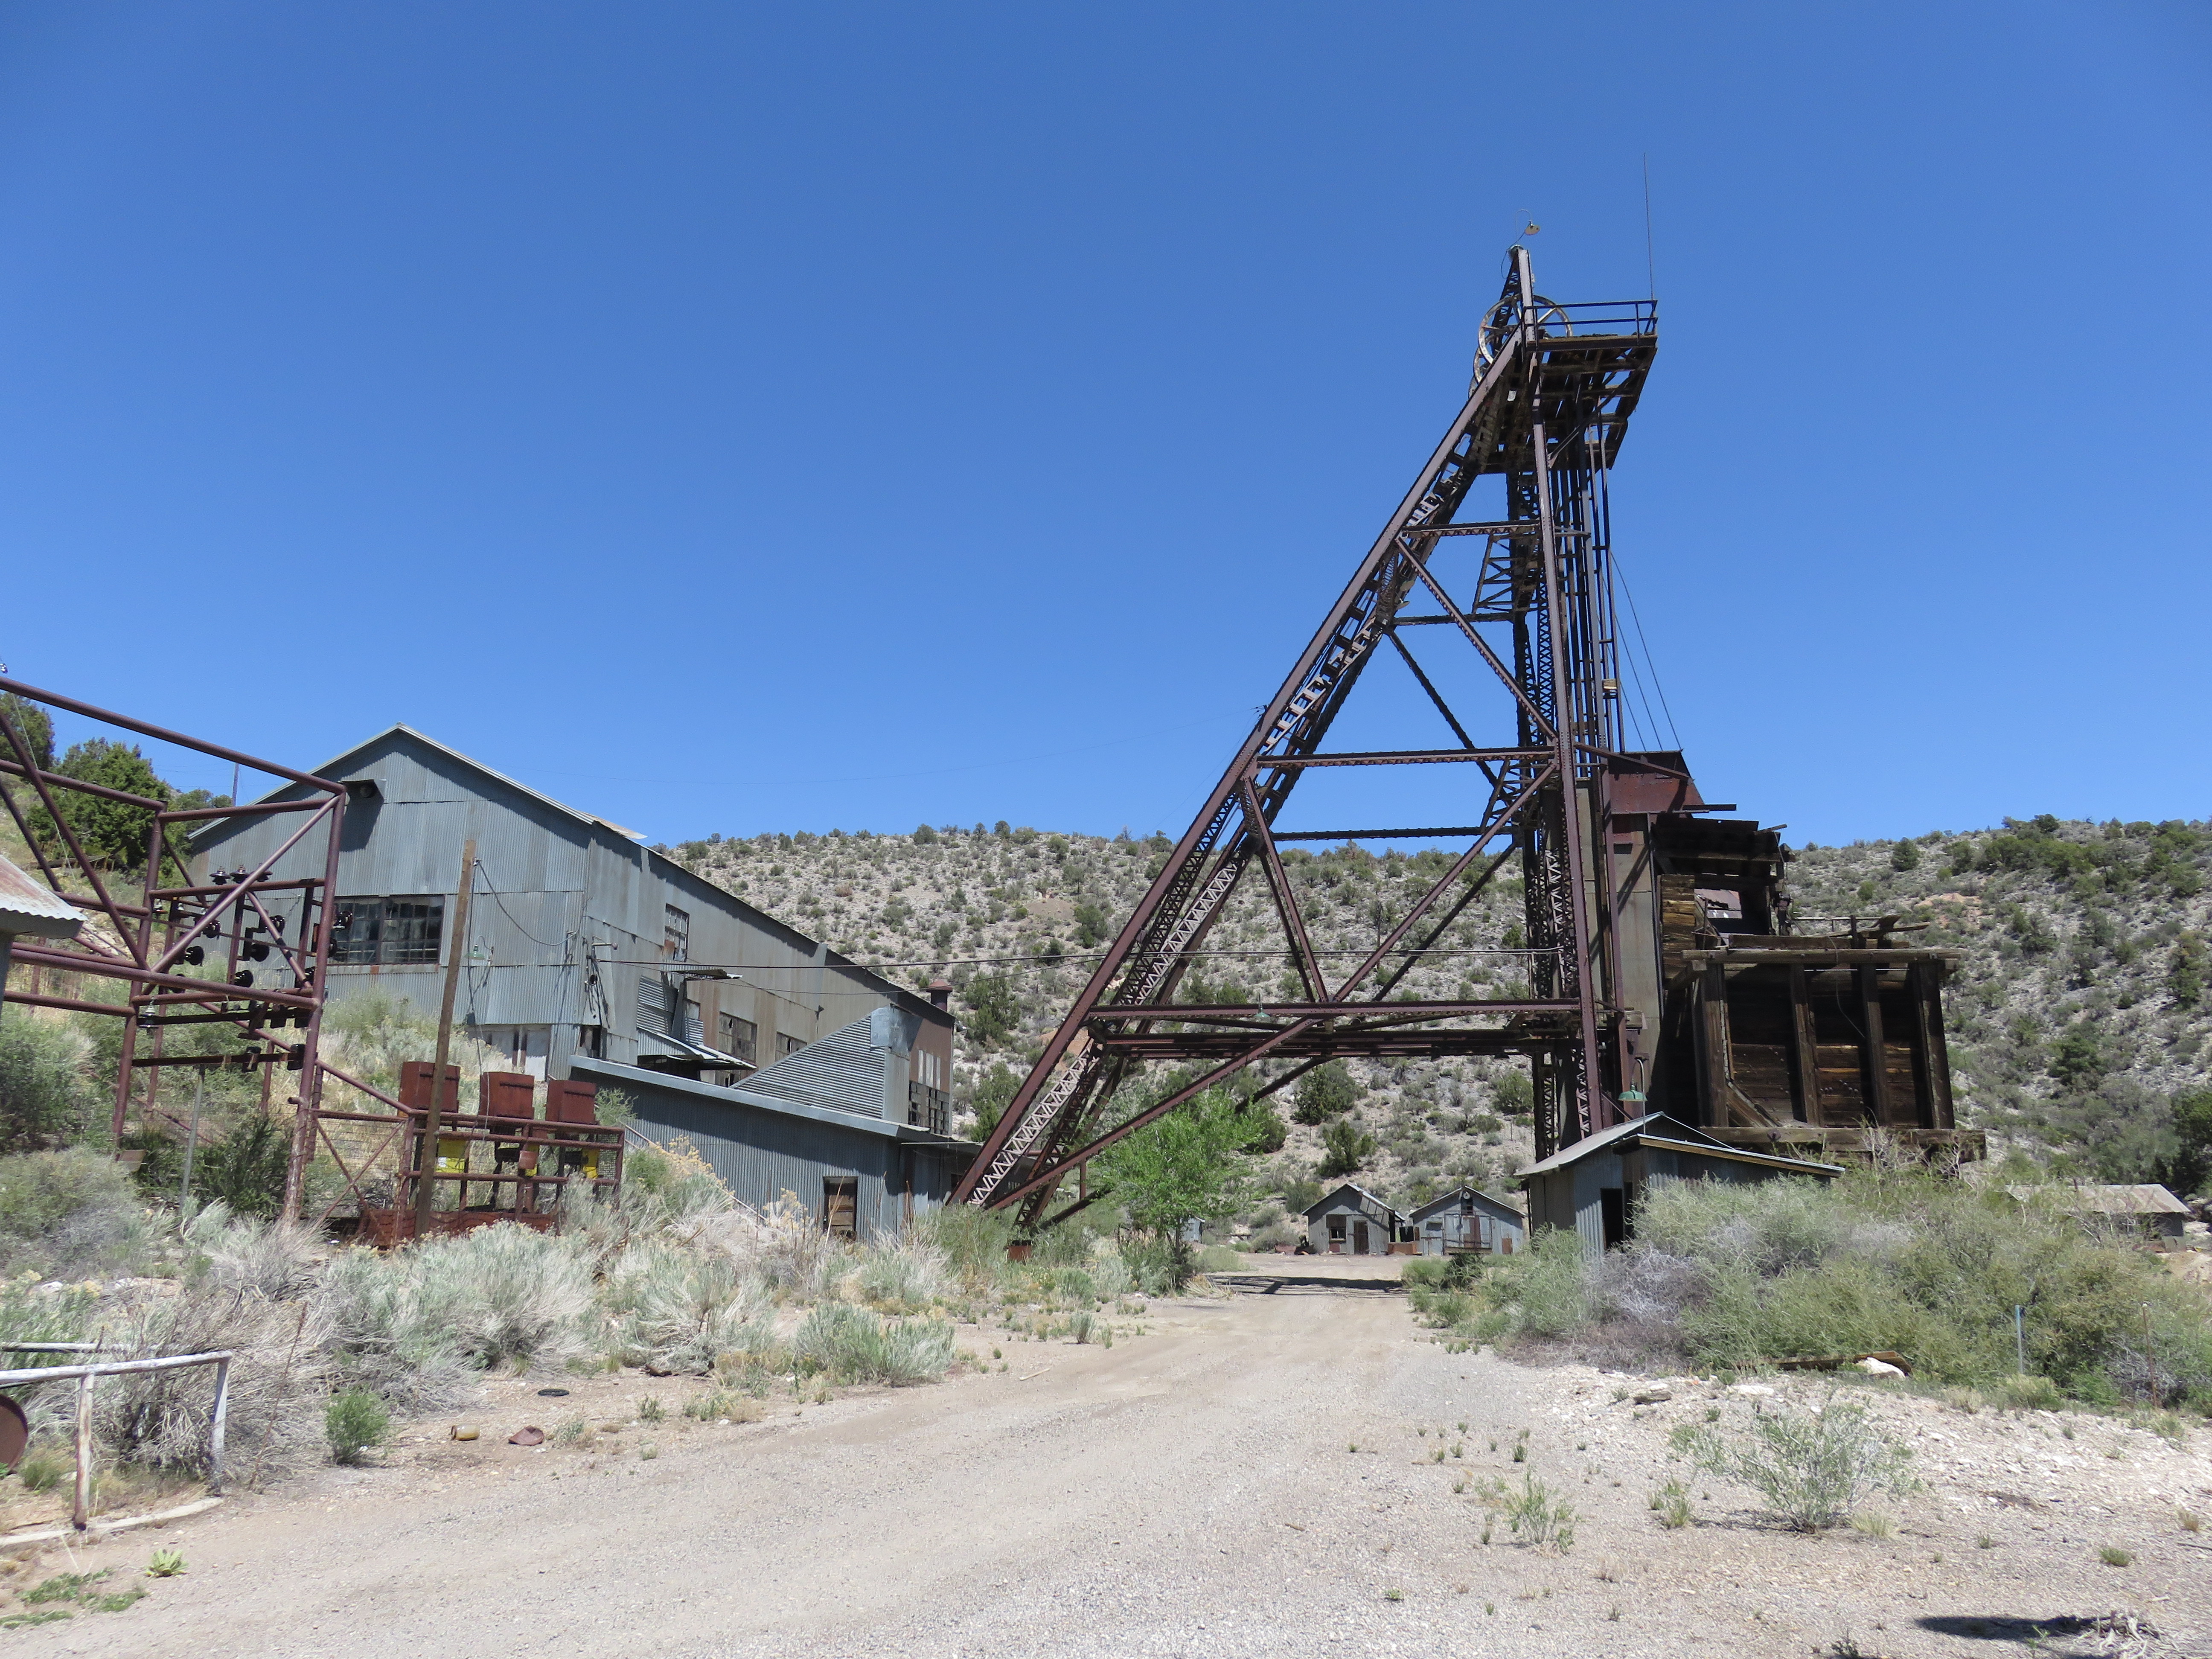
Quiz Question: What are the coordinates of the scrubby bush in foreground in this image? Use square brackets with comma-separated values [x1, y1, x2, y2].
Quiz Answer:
[326, 1389, 389, 1465]
[793, 1302, 955, 1385]
[1671, 1396, 1918, 1531]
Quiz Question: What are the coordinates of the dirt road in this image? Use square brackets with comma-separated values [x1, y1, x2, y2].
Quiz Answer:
[10, 1257, 2207, 1658]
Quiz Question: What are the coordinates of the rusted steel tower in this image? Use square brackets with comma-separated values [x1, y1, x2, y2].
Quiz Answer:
[958, 248, 1665, 1221]
[0, 678, 349, 1219]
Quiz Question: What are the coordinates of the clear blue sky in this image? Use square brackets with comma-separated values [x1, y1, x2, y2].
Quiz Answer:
[3, 3, 2205, 848]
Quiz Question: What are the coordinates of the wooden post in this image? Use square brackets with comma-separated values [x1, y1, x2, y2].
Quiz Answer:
[1787, 964, 1821, 1126]
[71, 1325, 103, 1533]
[1857, 964, 1892, 1125]
[1696, 959, 1732, 1128]
[1907, 960, 1950, 1130]
[416, 839, 476, 1238]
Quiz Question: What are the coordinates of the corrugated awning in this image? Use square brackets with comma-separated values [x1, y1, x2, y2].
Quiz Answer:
[636, 1027, 751, 1068]
[0, 854, 85, 940]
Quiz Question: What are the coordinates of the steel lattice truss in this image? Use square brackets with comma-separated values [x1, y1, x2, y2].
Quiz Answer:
[0, 678, 347, 1219]
[957, 249, 1659, 1222]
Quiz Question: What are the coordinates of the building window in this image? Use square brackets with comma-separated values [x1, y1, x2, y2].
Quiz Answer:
[331, 896, 445, 966]
[777, 1033, 805, 1059]
[684, 998, 703, 1043]
[576, 1025, 605, 1059]
[908, 1080, 949, 1133]
[821, 1177, 857, 1240]
[664, 905, 690, 962]
[718, 1014, 757, 1064]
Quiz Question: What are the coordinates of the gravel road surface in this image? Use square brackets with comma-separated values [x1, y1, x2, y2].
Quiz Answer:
[7, 1255, 2206, 1658]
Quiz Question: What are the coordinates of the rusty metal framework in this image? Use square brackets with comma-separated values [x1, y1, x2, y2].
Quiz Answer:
[0, 677, 346, 1218]
[958, 248, 1662, 1222]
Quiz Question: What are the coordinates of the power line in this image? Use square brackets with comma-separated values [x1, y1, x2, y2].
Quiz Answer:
[591, 946, 1554, 971]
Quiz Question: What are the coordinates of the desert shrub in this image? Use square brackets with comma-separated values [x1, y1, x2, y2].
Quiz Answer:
[325, 1389, 388, 1464]
[1671, 1397, 1917, 1531]
[611, 1139, 733, 1231]
[13, 1444, 69, 1491]
[1489, 1170, 2212, 1405]
[1118, 1232, 1193, 1296]
[0, 1281, 94, 1438]
[183, 1202, 322, 1301]
[1637, 1177, 1849, 1275]
[1196, 1244, 1243, 1272]
[317, 991, 506, 1099]
[189, 1111, 294, 1221]
[1498, 1473, 1577, 1551]
[1087, 1249, 1134, 1301]
[728, 1192, 849, 1301]
[792, 1303, 954, 1385]
[912, 1201, 1014, 1285]
[0, 1010, 100, 1151]
[94, 1260, 335, 1477]
[852, 1235, 946, 1313]
[1043, 1266, 1097, 1306]
[1029, 1217, 1101, 1269]
[1496, 1228, 1594, 1338]
[559, 1138, 739, 1276]
[604, 1244, 773, 1375]
[1993, 1373, 2066, 1412]
[0, 1147, 152, 1279]
[1291, 1061, 1359, 1126]
[322, 1223, 595, 1396]
[1316, 1117, 1377, 1179]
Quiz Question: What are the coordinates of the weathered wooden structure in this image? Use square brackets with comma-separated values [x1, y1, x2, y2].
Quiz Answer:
[1609, 784, 1978, 1160]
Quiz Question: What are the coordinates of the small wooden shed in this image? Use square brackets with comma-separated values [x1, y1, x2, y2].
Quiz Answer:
[1302, 1183, 1407, 1255]
[1407, 1187, 1525, 1256]
[2009, 1183, 2193, 1245]
[1521, 1112, 1841, 1255]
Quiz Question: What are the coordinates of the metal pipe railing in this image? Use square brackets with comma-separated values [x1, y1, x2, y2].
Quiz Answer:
[0, 1345, 233, 1529]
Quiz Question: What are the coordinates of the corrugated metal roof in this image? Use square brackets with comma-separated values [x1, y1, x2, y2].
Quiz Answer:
[1519, 1112, 1842, 1178]
[1301, 1182, 1403, 1224]
[0, 854, 85, 940]
[741, 1018, 891, 1120]
[1408, 1186, 1524, 1222]
[2008, 1183, 2191, 1217]
[208, 723, 647, 843]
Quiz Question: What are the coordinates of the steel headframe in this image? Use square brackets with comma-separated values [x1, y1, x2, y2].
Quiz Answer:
[0, 677, 347, 1220]
[954, 247, 1660, 1223]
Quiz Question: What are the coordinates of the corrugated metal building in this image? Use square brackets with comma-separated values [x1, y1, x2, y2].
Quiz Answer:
[1520, 1112, 1840, 1255]
[190, 726, 973, 1229]
[1406, 1187, 1525, 1256]
[578, 1044, 976, 1242]
[1302, 1183, 1408, 1255]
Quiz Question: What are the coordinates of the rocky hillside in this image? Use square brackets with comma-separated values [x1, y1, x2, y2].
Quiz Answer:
[663, 813, 2212, 1208]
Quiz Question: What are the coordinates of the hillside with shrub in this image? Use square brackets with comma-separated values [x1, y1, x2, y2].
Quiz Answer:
[662, 813, 2212, 1208]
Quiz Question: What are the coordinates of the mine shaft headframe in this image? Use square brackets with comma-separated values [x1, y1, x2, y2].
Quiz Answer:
[955, 247, 1659, 1219]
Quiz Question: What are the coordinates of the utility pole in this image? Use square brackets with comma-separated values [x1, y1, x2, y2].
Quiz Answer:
[416, 838, 476, 1238]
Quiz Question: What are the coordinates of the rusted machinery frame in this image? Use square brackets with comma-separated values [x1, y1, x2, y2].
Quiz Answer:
[0, 676, 346, 1220]
[958, 248, 1658, 1218]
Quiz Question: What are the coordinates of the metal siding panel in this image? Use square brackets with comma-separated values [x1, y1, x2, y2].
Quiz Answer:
[743, 1019, 891, 1118]
[621, 1081, 899, 1242]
